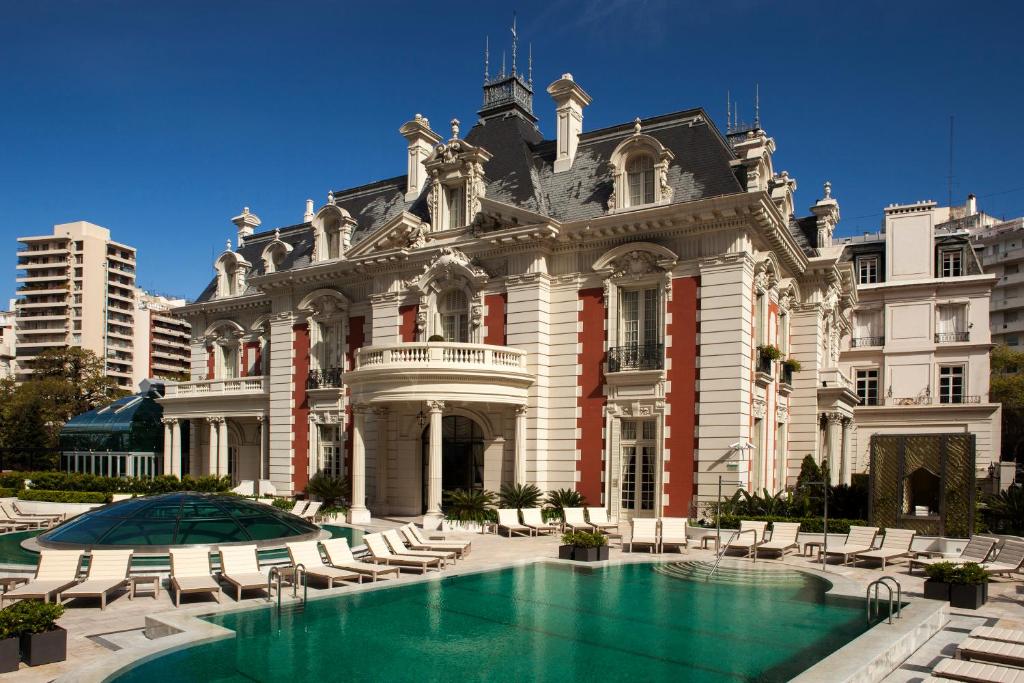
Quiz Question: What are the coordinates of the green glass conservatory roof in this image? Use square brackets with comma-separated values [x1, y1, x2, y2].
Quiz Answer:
[36, 493, 324, 551]
[59, 393, 163, 454]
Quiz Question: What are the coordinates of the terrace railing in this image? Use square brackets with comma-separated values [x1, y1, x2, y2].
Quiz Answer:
[607, 343, 664, 372]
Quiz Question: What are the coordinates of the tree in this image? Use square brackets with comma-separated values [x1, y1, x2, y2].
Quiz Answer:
[29, 347, 126, 415]
[991, 345, 1024, 461]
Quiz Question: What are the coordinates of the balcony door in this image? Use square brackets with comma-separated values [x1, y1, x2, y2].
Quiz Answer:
[616, 287, 661, 370]
[620, 419, 657, 518]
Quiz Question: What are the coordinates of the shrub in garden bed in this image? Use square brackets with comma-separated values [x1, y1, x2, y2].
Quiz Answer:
[0, 472, 232, 495]
[714, 515, 867, 534]
[17, 489, 110, 504]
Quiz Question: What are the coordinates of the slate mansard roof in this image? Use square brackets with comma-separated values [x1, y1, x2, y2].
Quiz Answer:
[193, 105, 797, 304]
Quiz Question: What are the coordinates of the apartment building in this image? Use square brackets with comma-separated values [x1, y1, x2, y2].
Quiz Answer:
[133, 290, 192, 385]
[838, 200, 1001, 480]
[14, 221, 137, 390]
[0, 307, 14, 379]
[971, 216, 1024, 347]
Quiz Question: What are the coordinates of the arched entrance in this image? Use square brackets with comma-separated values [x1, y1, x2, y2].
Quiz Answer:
[421, 416, 484, 512]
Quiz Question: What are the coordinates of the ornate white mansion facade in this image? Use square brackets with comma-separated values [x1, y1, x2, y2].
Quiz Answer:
[158, 66, 896, 527]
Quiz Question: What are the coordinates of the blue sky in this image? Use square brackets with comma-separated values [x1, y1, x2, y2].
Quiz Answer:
[2, 0, 1022, 304]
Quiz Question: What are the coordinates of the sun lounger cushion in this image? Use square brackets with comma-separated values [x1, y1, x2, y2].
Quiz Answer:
[959, 637, 1024, 666]
[971, 627, 1024, 645]
[933, 657, 1024, 683]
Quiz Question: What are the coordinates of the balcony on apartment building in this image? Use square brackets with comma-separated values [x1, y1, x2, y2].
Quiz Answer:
[850, 335, 885, 348]
[607, 343, 664, 373]
[934, 331, 970, 343]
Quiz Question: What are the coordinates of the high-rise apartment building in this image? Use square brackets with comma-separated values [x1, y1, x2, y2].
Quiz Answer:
[0, 307, 14, 379]
[14, 221, 137, 390]
[971, 216, 1024, 347]
[133, 290, 191, 386]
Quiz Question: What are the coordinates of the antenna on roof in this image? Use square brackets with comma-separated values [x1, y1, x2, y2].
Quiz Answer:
[754, 83, 760, 129]
[484, 36, 489, 82]
[510, 12, 518, 76]
[501, 51, 506, 78]
[947, 115, 955, 209]
[528, 43, 532, 87]
[726, 90, 731, 132]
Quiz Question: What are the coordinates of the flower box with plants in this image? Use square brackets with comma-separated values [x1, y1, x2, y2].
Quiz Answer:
[559, 531, 609, 562]
[0, 601, 67, 667]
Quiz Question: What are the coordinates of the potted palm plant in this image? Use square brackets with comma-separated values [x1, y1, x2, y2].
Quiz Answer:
[948, 563, 989, 609]
[442, 489, 497, 533]
[559, 531, 609, 562]
[6, 601, 66, 666]
[922, 561, 953, 601]
[544, 488, 587, 525]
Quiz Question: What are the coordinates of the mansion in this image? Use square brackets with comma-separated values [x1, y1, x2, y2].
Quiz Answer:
[158, 65, 999, 527]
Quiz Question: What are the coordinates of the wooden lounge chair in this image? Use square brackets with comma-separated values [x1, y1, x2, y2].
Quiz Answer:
[958, 637, 1024, 667]
[300, 501, 322, 522]
[628, 518, 659, 553]
[399, 524, 472, 556]
[982, 539, 1024, 577]
[855, 528, 916, 569]
[60, 549, 132, 610]
[932, 657, 1024, 682]
[286, 541, 362, 588]
[321, 538, 400, 581]
[970, 626, 1024, 645]
[383, 529, 455, 566]
[520, 508, 556, 536]
[586, 508, 619, 534]
[288, 500, 308, 516]
[824, 525, 879, 565]
[218, 545, 269, 600]
[1, 549, 83, 605]
[724, 520, 768, 558]
[755, 522, 801, 558]
[563, 508, 595, 533]
[11, 502, 63, 526]
[169, 547, 221, 606]
[659, 518, 688, 553]
[911, 536, 997, 573]
[363, 533, 441, 573]
[0, 503, 48, 530]
[497, 508, 534, 537]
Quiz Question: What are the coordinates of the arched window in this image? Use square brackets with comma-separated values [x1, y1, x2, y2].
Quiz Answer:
[223, 261, 238, 296]
[440, 290, 469, 342]
[626, 155, 655, 206]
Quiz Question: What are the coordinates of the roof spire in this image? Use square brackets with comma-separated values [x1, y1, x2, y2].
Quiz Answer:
[754, 83, 760, 129]
[726, 89, 731, 132]
[484, 36, 489, 83]
[528, 42, 532, 87]
[510, 12, 518, 76]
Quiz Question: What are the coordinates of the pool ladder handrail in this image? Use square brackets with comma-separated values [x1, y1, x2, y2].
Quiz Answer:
[706, 528, 758, 581]
[267, 564, 308, 613]
[866, 575, 901, 624]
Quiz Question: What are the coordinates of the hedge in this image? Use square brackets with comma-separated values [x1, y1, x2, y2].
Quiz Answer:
[714, 515, 869, 534]
[18, 489, 111, 504]
[0, 472, 231, 495]
[0, 489, 16, 499]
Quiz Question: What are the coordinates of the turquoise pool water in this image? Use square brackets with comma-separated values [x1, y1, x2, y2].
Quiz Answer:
[0, 526, 361, 568]
[112, 562, 869, 682]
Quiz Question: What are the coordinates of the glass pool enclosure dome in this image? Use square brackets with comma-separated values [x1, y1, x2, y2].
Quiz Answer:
[35, 493, 324, 552]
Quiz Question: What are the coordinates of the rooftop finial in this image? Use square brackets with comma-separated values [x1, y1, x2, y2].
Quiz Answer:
[451, 118, 460, 139]
[754, 83, 760, 129]
[327, 191, 335, 205]
[274, 228, 281, 240]
[484, 36, 489, 83]
[225, 239, 232, 252]
[824, 181, 832, 199]
[510, 12, 518, 76]
[633, 117, 642, 135]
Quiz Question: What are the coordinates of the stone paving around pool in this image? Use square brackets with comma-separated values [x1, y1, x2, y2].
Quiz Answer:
[0, 519, 1021, 682]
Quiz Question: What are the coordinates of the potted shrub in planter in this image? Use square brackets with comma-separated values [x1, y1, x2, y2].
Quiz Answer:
[0, 607, 19, 674]
[6, 601, 66, 666]
[948, 563, 989, 610]
[923, 561, 954, 601]
[559, 531, 609, 562]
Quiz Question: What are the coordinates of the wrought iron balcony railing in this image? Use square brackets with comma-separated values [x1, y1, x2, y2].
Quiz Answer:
[307, 367, 343, 390]
[607, 343, 664, 372]
[851, 336, 884, 348]
[935, 332, 970, 343]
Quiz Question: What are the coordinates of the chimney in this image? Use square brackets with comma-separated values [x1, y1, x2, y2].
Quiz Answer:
[547, 74, 591, 173]
[231, 207, 261, 244]
[966, 193, 977, 217]
[304, 199, 314, 222]
[399, 114, 442, 201]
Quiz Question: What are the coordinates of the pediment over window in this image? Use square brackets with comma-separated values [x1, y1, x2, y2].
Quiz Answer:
[470, 197, 558, 237]
[297, 288, 350, 320]
[592, 242, 678, 279]
[346, 212, 426, 258]
[607, 125, 675, 211]
[406, 247, 489, 295]
[312, 201, 357, 262]
[424, 119, 492, 232]
[203, 319, 245, 345]
[215, 247, 252, 298]
[261, 229, 294, 274]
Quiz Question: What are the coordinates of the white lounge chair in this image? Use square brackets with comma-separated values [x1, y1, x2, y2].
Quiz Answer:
[659, 518, 688, 553]
[982, 539, 1024, 577]
[521, 508, 556, 536]
[218, 545, 269, 600]
[11, 502, 63, 526]
[1, 549, 83, 605]
[971, 626, 1024, 645]
[724, 520, 768, 557]
[823, 526, 879, 565]
[363, 533, 441, 573]
[911, 536, 997, 573]
[563, 508, 595, 533]
[287, 540, 362, 588]
[497, 508, 534, 537]
[958, 637, 1024, 667]
[932, 657, 1024, 682]
[321, 538, 400, 581]
[169, 547, 221, 606]
[855, 528, 916, 569]
[755, 522, 801, 558]
[300, 501, 322, 522]
[288, 501, 308, 516]
[382, 529, 455, 567]
[629, 518, 659, 553]
[586, 508, 619, 534]
[60, 549, 133, 610]
[399, 524, 472, 556]
[0, 503, 48, 529]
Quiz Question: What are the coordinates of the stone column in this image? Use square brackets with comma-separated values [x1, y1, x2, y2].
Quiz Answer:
[840, 417, 852, 486]
[218, 419, 229, 479]
[170, 419, 182, 477]
[308, 414, 319, 484]
[348, 405, 371, 524]
[514, 405, 528, 485]
[826, 412, 843, 485]
[423, 400, 445, 529]
[375, 408, 390, 514]
[256, 415, 267, 486]
[161, 419, 172, 476]
[207, 417, 220, 476]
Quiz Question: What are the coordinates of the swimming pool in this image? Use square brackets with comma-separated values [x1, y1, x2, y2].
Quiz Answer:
[111, 562, 870, 682]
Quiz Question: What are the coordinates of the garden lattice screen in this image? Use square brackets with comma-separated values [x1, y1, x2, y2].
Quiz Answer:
[869, 433, 976, 537]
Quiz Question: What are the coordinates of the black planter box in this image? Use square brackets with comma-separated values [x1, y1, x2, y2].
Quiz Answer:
[923, 579, 949, 601]
[21, 627, 66, 667]
[0, 637, 18, 674]
[950, 583, 988, 610]
[558, 545, 574, 560]
[560, 546, 609, 562]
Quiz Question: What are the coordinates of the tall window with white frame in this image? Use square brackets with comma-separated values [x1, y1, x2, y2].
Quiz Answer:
[620, 419, 656, 517]
[440, 290, 469, 343]
[856, 369, 879, 406]
[775, 420, 787, 489]
[779, 311, 789, 355]
[856, 256, 879, 285]
[626, 155, 655, 207]
[446, 185, 464, 230]
[219, 343, 238, 379]
[941, 248, 963, 278]
[619, 287, 661, 370]
[938, 365, 965, 404]
[320, 425, 344, 478]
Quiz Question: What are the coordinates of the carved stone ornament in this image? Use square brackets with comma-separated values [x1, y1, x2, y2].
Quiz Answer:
[752, 398, 767, 420]
[776, 405, 789, 424]
[406, 247, 489, 292]
[471, 304, 483, 327]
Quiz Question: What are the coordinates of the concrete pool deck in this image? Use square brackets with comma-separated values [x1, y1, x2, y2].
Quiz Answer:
[0, 519, 1020, 682]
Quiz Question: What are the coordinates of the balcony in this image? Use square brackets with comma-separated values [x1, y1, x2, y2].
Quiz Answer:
[347, 342, 533, 405]
[307, 367, 343, 390]
[607, 344, 663, 372]
[850, 336, 884, 348]
[161, 376, 269, 414]
[934, 332, 970, 343]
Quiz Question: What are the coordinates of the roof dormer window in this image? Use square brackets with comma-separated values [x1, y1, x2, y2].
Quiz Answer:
[423, 119, 492, 232]
[446, 184, 465, 230]
[627, 155, 655, 207]
[607, 120, 674, 212]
